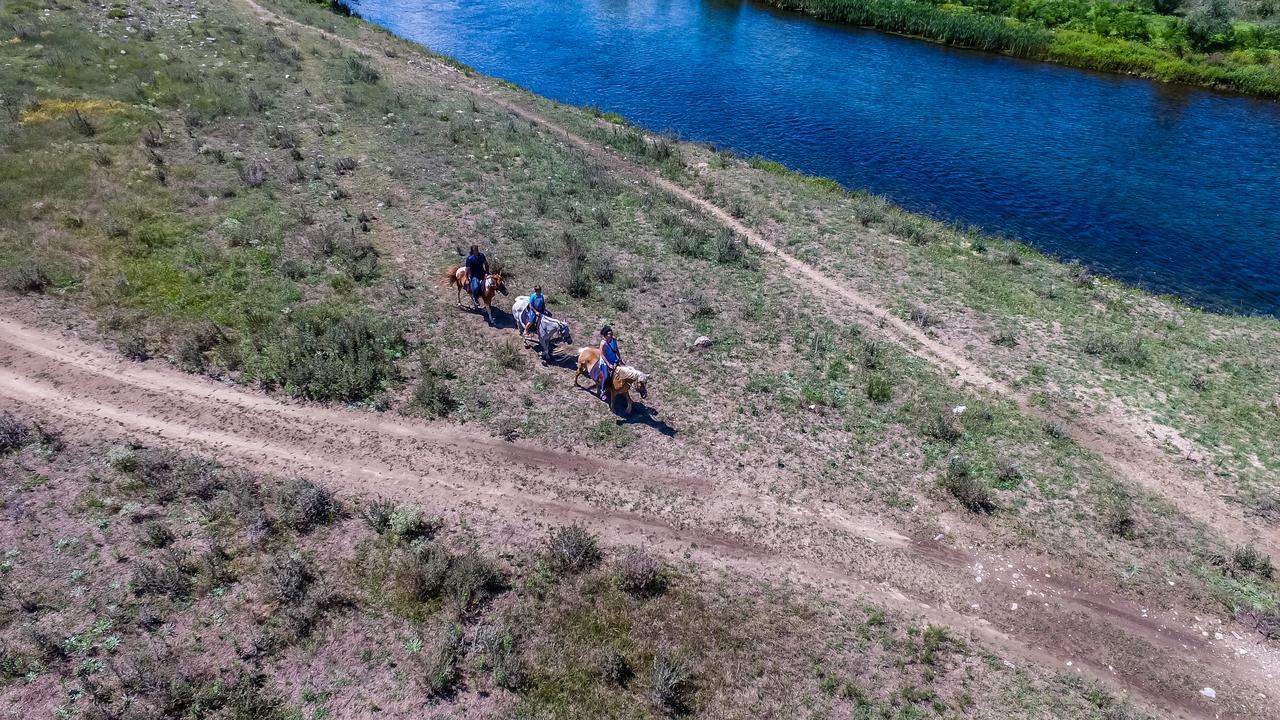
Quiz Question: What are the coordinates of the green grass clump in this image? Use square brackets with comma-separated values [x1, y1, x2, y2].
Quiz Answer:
[245, 304, 405, 402]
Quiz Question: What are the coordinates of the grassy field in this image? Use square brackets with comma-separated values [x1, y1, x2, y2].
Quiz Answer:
[765, 0, 1280, 97]
[0, 0, 1277, 716]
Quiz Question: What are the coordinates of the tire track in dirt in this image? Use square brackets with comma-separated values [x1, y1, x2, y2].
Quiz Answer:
[3, 309, 1278, 719]
[236, 0, 1278, 561]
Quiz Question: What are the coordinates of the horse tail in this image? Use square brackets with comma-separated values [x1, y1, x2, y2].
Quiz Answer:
[443, 266, 461, 287]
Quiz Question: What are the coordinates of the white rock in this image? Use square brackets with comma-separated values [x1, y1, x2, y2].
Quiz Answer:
[1200, 688, 1216, 699]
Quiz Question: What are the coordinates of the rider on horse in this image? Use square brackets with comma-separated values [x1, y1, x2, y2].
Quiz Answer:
[464, 244, 489, 305]
[525, 285, 551, 332]
[597, 325, 623, 400]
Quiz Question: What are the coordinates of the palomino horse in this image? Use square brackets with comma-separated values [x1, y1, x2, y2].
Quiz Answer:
[512, 296, 572, 364]
[445, 266, 508, 325]
[574, 347, 648, 414]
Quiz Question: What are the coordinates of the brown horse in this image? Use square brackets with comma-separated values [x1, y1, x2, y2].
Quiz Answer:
[574, 347, 648, 414]
[445, 266, 508, 325]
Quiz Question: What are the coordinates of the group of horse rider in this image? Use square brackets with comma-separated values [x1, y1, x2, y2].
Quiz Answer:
[462, 244, 625, 401]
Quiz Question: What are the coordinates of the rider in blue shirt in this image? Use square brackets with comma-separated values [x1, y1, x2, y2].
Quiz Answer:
[527, 285, 548, 331]
[597, 325, 622, 400]
[464, 244, 488, 303]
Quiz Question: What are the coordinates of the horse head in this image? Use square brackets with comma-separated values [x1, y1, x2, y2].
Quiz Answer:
[493, 272, 509, 296]
[558, 320, 572, 345]
[634, 374, 648, 399]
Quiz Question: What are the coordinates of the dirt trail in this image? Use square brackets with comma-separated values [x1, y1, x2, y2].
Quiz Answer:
[4, 310, 1279, 719]
[235, 0, 1277, 562]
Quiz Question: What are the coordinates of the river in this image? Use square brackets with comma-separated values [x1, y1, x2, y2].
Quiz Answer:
[348, 0, 1280, 316]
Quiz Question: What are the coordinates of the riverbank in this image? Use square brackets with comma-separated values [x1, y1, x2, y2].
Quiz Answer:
[1, 0, 1277, 717]
[765, 0, 1280, 98]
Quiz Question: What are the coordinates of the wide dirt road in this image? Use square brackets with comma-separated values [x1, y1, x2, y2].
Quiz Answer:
[2, 310, 1276, 719]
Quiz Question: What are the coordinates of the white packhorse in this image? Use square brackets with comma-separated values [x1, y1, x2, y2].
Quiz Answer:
[512, 296, 572, 364]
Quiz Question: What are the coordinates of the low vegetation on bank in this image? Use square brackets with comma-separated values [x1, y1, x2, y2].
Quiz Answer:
[0, 416, 1138, 718]
[768, 0, 1280, 96]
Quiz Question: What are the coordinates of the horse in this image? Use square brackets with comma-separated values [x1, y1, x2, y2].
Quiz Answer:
[512, 296, 572, 364]
[445, 266, 508, 325]
[574, 347, 648, 415]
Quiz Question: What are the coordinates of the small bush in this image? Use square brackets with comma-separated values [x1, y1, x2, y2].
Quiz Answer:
[1042, 420, 1070, 441]
[991, 329, 1018, 347]
[444, 552, 503, 609]
[107, 445, 140, 473]
[68, 109, 95, 137]
[547, 524, 600, 573]
[688, 293, 715, 319]
[1083, 334, 1149, 367]
[239, 161, 268, 188]
[265, 552, 310, 605]
[388, 505, 437, 543]
[474, 622, 524, 690]
[133, 549, 195, 599]
[941, 457, 995, 513]
[566, 258, 594, 298]
[394, 543, 449, 603]
[1232, 546, 1274, 579]
[137, 521, 175, 549]
[712, 228, 743, 264]
[345, 56, 380, 84]
[617, 547, 664, 596]
[592, 207, 611, 228]
[4, 261, 52, 294]
[995, 456, 1020, 484]
[175, 321, 223, 372]
[591, 254, 616, 283]
[0, 414, 28, 453]
[924, 412, 962, 444]
[866, 375, 892, 403]
[362, 498, 395, 531]
[909, 306, 940, 329]
[649, 652, 691, 712]
[598, 647, 631, 685]
[119, 334, 150, 361]
[252, 305, 405, 402]
[277, 478, 339, 533]
[412, 354, 455, 418]
[423, 625, 463, 697]
[494, 340, 524, 370]
[334, 156, 358, 175]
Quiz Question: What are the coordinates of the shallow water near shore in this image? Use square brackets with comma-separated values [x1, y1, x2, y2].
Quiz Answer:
[349, 0, 1280, 316]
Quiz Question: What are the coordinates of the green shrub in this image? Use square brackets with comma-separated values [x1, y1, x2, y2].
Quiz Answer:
[475, 622, 524, 690]
[547, 524, 600, 573]
[277, 478, 339, 532]
[265, 551, 310, 605]
[251, 305, 405, 402]
[3, 261, 52, 294]
[617, 547, 665, 596]
[1232, 546, 1274, 579]
[412, 353, 455, 418]
[394, 543, 450, 603]
[133, 549, 195, 599]
[866, 374, 893, 403]
[0, 414, 29, 453]
[423, 625, 463, 697]
[444, 552, 504, 608]
[137, 521, 175, 549]
[941, 457, 996, 513]
[649, 652, 691, 712]
[362, 498, 395, 531]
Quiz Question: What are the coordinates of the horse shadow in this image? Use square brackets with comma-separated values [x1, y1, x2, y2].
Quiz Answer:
[612, 401, 676, 437]
[462, 302, 517, 330]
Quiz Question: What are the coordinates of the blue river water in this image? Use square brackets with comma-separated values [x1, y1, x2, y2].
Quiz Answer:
[349, 0, 1280, 315]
